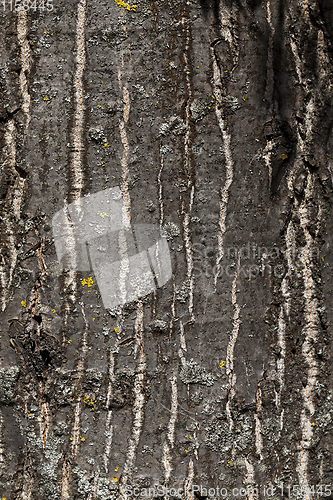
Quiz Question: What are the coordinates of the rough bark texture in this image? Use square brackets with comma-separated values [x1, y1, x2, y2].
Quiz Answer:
[0, 0, 333, 499]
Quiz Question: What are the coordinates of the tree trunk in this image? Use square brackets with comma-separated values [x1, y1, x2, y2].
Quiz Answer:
[0, 0, 332, 498]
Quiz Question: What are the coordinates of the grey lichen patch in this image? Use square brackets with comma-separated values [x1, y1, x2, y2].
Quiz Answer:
[25, 428, 43, 449]
[73, 467, 92, 497]
[190, 98, 209, 121]
[0, 366, 19, 403]
[179, 359, 215, 386]
[159, 116, 186, 137]
[101, 27, 127, 46]
[222, 95, 240, 112]
[191, 390, 203, 404]
[261, 416, 280, 445]
[45, 370, 74, 406]
[152, 319, 168, 333]
[309, 389, 333, 446]
[204, 418, 233, 453]
[39, 437, 62, 500]
[174, 280, 191, 303]
[96, 478, 119, 500]
[204, 412, 254, 455]
[162, 221, 180, 240]
[89, 127, 107, 143]
[84, 368, 104, 390]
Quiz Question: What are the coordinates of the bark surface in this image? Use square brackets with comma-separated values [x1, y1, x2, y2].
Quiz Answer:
[0, 0, 333, 499]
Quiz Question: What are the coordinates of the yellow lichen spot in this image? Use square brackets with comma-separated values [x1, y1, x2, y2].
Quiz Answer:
[197, 66, 199, 69]
[156, 101, 159, 104]
[80, 436, 85, 442]
[44, 31, 47, 33]
[97, 105, 101, 108]
[190, 436, 193, 440]
[100, 212, 109, 218]
[185, 449, 188, 453]
[114, 0, 136, 10]
[82, 277, 94, 287]
[321, 256, 324, 261]
[110, 477, 118, 482]
[52, 309, 57, 314]
[68, 340, 72, 344]
[21, 301, 27, 307]
[212, 95, 215, 99]
[281, 154, 288, 160]
[70, 436, 73, 441]
[114, 327, 119, 333]
[311, 422, 315, 426]
[227, 461, 231, 466]
[208, 106, 211, 109]
[115, 467, 119, 472]
[224, 70, 228, 72]
[43, 97, 49, 101]
[104, 143, 108, 147]
[243, 96, 246, 101]
[92, 318, 95, 322]
[220, 360, 226, 368]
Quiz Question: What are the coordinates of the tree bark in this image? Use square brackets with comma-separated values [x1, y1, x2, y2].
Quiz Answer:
[0, 0, 333, 499]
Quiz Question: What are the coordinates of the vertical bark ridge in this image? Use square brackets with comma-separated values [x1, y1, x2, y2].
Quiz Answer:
[226, 252, 241, 431]
[62, 0, 87, 336]
[211, 42, 235, 289]
[103, 350, 115, 474]
[181, 2, 195, 320]
[119, 300, 146, 499]
[71, 303, 89, 459]
[17, 9, 31, 129]
[70, 0, 86, 202]
[162, 374, 178, 483]
[254, 385, 263, 462]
